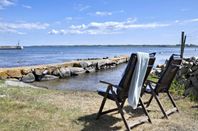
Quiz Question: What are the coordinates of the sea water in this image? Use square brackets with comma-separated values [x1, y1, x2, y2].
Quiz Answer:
[1, 46, 197, 91]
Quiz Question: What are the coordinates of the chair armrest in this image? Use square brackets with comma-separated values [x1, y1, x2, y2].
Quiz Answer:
[99, 80, 121, 90]
[100, 80, 116, 86]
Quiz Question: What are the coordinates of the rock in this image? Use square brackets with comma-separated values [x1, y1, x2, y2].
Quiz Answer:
[52, 68, 60, 76]
[179, 67, 189, 74]
[85, 67, 96, 73]
[34, 68, 45, 76]
[5, 80, 39, 89]
[79, 61, 93, 68]
[21, 69, 32, 75]
[73, 63, 81, 67]
[0, 71, 8, 79]
[42, 70, 48, 75]
[154, 68, 162, 76]
[47, 67, 57, 75]
[191, 65, 198, 72]
[189, 75, 198, 88]
[7, 69, 22, 78]
[117, 58, 127, 64]
[41, 75, 59, 81]
[96, 60, 107, 70]
[59, 67, 71, 78]
[157, 64, 165, 68]
[21, 73, 35, 83]
[69, 67, 86, 75]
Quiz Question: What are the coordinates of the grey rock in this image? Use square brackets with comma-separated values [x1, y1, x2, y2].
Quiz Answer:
[41, 75, 59, 81]
[80, 61, 93, 68]
[85, 67, 96, 73]
[180, 67, 189, 74]
[34, 68, 45, 76]
[52, 68, 60, 76]
[191, 65, 198, 72]
[42, 70, 48, 75]
[21, 73, 35, 83]
[59, 67, 71, 78]
[69, 67, 86, 75]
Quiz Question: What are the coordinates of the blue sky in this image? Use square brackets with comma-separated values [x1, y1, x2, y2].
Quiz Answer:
[0, 0, 198, 46]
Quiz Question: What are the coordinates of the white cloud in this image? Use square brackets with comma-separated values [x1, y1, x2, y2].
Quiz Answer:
[95, 11, 112, 16]
[0, 0, 14, 9]
[75, 4, 90, 12]
[48, 19, 169, 35]
[184, 18, 198, 23]
[0, 21, 49, 34]
[22, 4, 32, 9]
[65, 17, 73, 21]
[174, 18, 198, 25]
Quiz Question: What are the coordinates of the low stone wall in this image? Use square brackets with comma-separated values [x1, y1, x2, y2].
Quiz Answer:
[0, 55, 129, 83]
[176, 57, 198, 97]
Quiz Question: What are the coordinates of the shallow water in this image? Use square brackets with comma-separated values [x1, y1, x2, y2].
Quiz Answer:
[32, 64, 126, 91]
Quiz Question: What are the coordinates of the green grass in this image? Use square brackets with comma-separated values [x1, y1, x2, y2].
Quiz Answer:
[0, 79, 197, 131]
[0, 82, 82, 130]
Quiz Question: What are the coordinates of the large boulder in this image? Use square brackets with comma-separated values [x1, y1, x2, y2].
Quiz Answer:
[69, 67, 86, 75]
[79, 61, 93, 68]
[7, 69, 22, 78]
[41, 75, 59, 81]
[21, 73, 35, 83]
[34, 68, 45, 76]
[96, 60, 107, 70]
[85, 67, 96, 73]
[59, 67, 71, 78]
[21, 68, 32, 75]
[52, 68, 60, 76]
[0, 71, 8, 79]
[47, 66, 57, 75]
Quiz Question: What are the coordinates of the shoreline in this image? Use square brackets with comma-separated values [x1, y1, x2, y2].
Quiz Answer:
[0, 55, 129, 83]
[22, 44, 198, 48]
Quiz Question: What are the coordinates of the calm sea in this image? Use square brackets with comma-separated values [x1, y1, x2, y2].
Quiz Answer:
[0, 46, 197, 68]
[1, 46, 197, 91]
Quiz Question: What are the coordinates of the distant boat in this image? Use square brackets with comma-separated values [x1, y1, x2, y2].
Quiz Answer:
[0, 42, 23, 50]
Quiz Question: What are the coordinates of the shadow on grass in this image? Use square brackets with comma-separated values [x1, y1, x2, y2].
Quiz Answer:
[76, 113, 122, 131]
[76, 106, 146, 131]
[191, 105, 198, 108]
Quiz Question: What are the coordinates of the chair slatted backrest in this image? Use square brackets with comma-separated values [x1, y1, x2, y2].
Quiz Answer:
[117, 53, 137, 99]
[117, 53, 156, 99]
[155, 54, 182, 93]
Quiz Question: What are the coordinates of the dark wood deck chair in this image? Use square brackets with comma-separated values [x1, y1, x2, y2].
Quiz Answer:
[96, 53, 156, 130]
[143, 54, 182, 119]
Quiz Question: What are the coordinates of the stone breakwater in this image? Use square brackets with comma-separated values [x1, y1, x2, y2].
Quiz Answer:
[0, 55, 129, 83]
[176, 57, 198, 97]
[154, 57, 198, 97]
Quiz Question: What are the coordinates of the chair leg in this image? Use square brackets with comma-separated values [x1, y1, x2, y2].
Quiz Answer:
[146, 95, 153, 108]
[139, 98, 152, 123]
[148, 83, 168, 119]
[111, 89, 130, 131]
[96, 95, 107, 119]
[167, 91, 179, 112]
[96, 86, 111, 119]
[121, 99, 126, 108]
[153, 93, 168, 119]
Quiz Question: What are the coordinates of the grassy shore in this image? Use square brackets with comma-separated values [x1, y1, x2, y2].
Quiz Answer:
[0, 80, 197, 131]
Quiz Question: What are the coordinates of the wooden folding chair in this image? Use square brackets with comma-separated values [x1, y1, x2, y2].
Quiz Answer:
[143, 54, 182, 119]
[96, 53, 156, 130]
